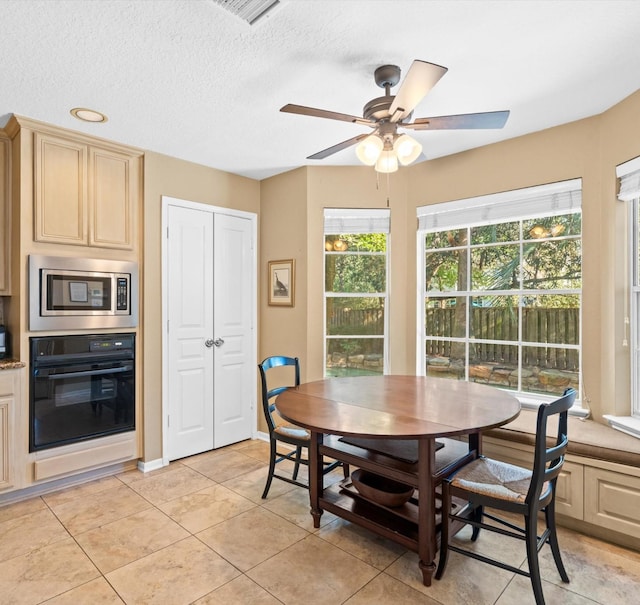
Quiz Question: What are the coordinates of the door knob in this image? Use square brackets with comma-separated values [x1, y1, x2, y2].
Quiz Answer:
[205, 339, 214, 348]
[213, 338, 225, 347]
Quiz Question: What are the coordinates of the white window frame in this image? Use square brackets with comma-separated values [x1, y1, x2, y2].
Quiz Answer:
[416, 180, 585, 412]
[605, 157, 640, 437]
[323, 208, 390, 377]
[630, 199, 640, 418]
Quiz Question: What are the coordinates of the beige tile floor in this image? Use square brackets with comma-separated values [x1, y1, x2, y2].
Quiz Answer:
[1, 439, 640, 604]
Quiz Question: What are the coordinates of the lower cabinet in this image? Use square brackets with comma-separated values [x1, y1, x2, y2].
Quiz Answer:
[0, 396, 12, 490]
[0, 370, 21, 492]
[584, 465, 640, 539]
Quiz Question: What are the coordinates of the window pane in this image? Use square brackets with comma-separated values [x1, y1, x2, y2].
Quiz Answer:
[425, 249, 469, 292]
[521, 240, 582, 289]
[425, 297, 466, 337]
[325, 254, 386, 293]
[425, 339, 465, 380]
[326, 338, 384, 376]
[421, 194, 581, 399]
[522, 295, 580, 344]
[325, 233, 386, 252]
[471, 244, 519, 290]
[471, 222, 519, 244]
[522, 346, 579, 395]
[425, 228, 468, 250]
[523, 213, 581, 240]
[636, 203, 640, 286]
[469, 343, 518, 390]
[327, 297, 384, 336]
[470, 296, 519, 341]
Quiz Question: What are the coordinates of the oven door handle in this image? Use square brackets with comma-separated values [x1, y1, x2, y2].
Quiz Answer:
[46, 366, 133, 380]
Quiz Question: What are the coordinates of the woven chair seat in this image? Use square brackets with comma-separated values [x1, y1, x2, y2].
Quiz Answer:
[450, 457, 536, 503]
[274, 424, 310, 440]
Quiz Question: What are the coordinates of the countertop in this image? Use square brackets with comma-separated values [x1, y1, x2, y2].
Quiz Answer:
[0, 358, 26, 370]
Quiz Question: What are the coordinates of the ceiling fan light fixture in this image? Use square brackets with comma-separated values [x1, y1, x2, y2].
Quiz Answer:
[375, 149, 398, 173]
[356, 134, 383, 165]
[394, 133, 422, 165]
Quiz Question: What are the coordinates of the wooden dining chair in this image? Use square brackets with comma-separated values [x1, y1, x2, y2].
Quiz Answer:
[258, 356, 348, 498]
[436, 387, 577, 605]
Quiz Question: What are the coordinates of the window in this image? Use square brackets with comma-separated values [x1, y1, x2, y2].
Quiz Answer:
[324, 208, 389, 377]
[630, 197, 640, 418]
[417, 180, 582, 403]
[608, 158, 640, 436]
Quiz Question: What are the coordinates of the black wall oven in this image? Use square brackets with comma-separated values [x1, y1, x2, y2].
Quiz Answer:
[30, 333, 135, 452]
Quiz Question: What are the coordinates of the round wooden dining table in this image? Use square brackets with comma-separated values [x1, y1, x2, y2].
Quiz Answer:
[275, 375, 521, 587]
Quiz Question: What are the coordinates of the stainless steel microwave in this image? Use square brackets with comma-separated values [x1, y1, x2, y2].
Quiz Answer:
[29, 255, 138, 331]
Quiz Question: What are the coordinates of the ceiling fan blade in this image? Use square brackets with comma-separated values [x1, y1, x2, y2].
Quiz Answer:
[281, 103, 373, 125]
[404, 110, 510, 130]
[388, 60, 448, 122]
[307, 134, 369, 160]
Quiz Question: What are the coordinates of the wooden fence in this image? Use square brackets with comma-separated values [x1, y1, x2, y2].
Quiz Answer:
[425, 307, 580, 370]
[329, 306, 579, 371]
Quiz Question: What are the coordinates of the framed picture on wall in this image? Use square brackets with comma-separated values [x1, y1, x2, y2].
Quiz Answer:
[268, 259, 295, 307]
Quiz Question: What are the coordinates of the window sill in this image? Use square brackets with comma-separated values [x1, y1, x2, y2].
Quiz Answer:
[603, 415, 640, 440]
[517, 395, 589, 418]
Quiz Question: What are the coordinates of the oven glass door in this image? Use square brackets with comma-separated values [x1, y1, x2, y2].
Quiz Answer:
[30, 360, 135, 451]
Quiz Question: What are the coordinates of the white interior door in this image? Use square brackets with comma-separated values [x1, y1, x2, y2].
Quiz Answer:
[164, 198, 256, 462]
[213, 213, 254, 447]
[166, 204, 214, 460]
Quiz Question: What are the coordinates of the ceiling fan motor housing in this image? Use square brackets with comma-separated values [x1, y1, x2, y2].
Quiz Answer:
[364, 65, 405, 121]
[374, 64, 401, 89]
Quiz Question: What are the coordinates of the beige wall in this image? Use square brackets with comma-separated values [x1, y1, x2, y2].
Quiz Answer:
[258, 89, 640, 426]
[142, 151, 260, 461]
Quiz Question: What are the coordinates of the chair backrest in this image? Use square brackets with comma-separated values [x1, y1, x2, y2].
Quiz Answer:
[527, 387, 577, 505]
[258, 356, 300, 433]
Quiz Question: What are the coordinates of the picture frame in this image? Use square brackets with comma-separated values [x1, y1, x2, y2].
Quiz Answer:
[268, 259, 295, 306]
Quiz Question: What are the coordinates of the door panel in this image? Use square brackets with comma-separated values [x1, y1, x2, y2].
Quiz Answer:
[213, 213, 254, 447]
[167, 205, 214, 460]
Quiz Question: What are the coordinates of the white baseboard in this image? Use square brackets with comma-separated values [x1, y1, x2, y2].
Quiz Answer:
[137, 458, 168, 473]
[255, 431, 269, 442]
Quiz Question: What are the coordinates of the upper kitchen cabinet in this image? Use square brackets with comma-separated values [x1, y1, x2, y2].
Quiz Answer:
[0, 131, 10, 294]
[34, 131, 141, 250]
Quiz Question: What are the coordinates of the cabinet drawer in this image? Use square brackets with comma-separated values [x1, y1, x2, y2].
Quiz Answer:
[584, 467, 640, 539]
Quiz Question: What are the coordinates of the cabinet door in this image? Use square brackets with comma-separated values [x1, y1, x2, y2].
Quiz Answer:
[89, 147, 137, 250]
[0, 395, 12, 491]
[0, 134, 10, 294]
[34, 132, 87, 245]
[584, 466, 640, 539]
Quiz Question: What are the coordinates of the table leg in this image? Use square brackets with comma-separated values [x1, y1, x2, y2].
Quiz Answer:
[309, 431, 323, 528]
[469, 431, 482, 457]
[417, 437, 437, 586]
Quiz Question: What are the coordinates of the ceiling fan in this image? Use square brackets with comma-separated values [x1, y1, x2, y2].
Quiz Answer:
[281, 60, 510, 173]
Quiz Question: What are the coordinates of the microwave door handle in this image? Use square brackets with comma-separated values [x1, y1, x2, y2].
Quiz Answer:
[47, 366, 132, 380]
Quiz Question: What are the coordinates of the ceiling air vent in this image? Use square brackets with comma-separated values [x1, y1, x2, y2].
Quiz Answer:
[211, 0, 281, 25]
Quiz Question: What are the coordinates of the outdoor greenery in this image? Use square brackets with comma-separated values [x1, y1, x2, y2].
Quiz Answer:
[425, 213, 582, 296]
[423, 212, 582, 393]
[325, 233, 387, 374]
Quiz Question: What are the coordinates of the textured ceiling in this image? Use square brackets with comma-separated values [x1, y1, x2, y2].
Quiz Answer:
[2, 0, 640, 180]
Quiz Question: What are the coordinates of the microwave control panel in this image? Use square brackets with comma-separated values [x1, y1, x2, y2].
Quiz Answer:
[116, 277, 129, 311]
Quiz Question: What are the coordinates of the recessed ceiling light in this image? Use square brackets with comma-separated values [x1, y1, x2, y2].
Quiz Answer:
[70, 108, 108, 123]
